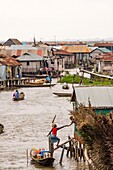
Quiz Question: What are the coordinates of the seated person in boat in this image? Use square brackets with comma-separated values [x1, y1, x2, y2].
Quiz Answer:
[49, 75, 52, 84]
[62, 82, 69, 89]
[19, 92, 25, 99]
[13, 90, 19, 99]
[47, 123, 69, 146]
[45, 75, 50, 83]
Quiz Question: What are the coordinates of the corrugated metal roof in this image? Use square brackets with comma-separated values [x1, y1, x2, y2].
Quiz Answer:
[62, 45, 91, 53]
[90, 47, 111, 53]
[53, 49, 73, 55]
[75, 86, 113, 107]
[7, 45, 38, 50]
[99, 47, 111, 53]
[16, 52, 44, 61]
[94, 42, 113, 47]
[11, 39, 22, 45]
[0, 54, 20, 66]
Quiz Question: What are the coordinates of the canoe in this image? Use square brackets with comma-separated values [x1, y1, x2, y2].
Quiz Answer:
[0, 124, 4, 134]
[30, 149, 55, 166]
[13, 92, 25, 101]
[13, 97, 24, 101]
[15, 84, 56, 88]
[53, 92, 72, 97]
[62, 85, 69, 89]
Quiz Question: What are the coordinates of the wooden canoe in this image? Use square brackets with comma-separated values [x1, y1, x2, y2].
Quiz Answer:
[53, 92, 72, 97]
[13, 92, 25, 101]
[0, 124, 4, 134]
[15, 84, 56, 88]
[30, 149, 55, 166]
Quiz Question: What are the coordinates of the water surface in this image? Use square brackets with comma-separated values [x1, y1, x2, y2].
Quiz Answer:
[0, 83, 89, 170]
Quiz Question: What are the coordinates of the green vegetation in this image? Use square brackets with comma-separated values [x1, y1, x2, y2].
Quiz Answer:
[59, 74, 113, 86]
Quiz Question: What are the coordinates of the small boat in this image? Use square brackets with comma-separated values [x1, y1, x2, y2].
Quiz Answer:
[25, 79, 46, 85]
[0, 85, 5, 90]
[15, 84, 56, 88]
[30, 148, 55, 166]
[53, 92, 72, 97]
[0, 124, 4, 134]
[13, 92, 25, 101]
[62, 84, 69, 89]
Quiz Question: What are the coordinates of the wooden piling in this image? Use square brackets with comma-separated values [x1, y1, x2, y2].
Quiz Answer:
[59, 145, 65, 164]
[26, 149, 29, 166]
[48, 136, 54, 157]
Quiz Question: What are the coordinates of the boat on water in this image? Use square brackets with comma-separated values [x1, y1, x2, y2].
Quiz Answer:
[53, 92, 72, 97]
[0, 85, 5, 90]
[15, 83, 56, 88]
[30, 148, 55, 166]
[0, 124, 4, 134]
[13, 92, 25, 101]
[62, 83, 69, 90]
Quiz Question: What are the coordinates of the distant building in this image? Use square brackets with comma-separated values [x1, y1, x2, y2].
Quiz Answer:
[94, 42, 113, 51]
[3, 38, 22, 46]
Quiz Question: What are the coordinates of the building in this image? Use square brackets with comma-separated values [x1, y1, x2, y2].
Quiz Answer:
[16, 52, 44, 75]
[0, 54, 21, 80]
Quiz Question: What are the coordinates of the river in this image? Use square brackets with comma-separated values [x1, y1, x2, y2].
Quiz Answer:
[0, 81, 89, 170]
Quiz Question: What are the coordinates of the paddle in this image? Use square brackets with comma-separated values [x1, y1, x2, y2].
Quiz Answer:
[47, 115, 56, 137]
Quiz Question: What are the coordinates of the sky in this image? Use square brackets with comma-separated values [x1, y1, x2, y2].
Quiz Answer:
[0, 0, 113, 42]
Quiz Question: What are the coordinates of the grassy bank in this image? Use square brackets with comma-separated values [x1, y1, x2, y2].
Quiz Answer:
[59, 74, 113, 86]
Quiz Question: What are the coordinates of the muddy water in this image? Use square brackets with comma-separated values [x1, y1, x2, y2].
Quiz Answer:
[0, 82, 89, 170]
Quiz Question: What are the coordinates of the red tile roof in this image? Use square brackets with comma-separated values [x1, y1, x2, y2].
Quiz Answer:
[0, 54, 20, 66]
[94, 42, 113, 47]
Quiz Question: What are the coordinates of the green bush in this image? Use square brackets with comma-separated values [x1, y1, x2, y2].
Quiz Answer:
[59, 74, 113, 86]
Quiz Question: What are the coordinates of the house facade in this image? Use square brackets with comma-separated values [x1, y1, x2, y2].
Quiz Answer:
[0, 54, 21, 80]
[94, 53, 113, 73]
[62, 45, 91, 69]
[16, 52, 44, 75]
[45, 48, 74, 71]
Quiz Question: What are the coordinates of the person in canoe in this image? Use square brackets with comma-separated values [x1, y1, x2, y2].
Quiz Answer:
[47, 123, 69, 146]
[13, 89, 20, 99]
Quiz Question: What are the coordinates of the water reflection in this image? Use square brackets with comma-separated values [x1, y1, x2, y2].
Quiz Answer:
[0, 83, 89, 170]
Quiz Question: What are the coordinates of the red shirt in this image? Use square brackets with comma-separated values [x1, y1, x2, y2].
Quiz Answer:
[52, 127, 57, 136]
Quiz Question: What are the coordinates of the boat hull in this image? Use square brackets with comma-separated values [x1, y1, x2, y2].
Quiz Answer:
[31, 157, 55, 166]
[53, 92, 71, 97]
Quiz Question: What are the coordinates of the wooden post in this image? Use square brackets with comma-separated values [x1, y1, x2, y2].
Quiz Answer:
[68, 135, 73, 157]
[26, 149, 28, 166]
[82, 144, 86, 162]
[50, 143, 54, 157]
[48, 136, 54, 157]
[59, 145, 65, 164]
[75, 141, 79, 162]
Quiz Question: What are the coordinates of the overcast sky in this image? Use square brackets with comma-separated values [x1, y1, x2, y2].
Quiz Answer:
[0, 0, 113, 42]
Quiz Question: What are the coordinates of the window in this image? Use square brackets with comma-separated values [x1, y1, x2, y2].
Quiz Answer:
[27, 61, 29, 66]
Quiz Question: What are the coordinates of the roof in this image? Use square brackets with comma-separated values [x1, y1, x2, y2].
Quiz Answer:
[53, 49, 73, 55]
[75, 86, 113, 107]
[3, 38, 22, 46]
[90, 47, 111, 53]
[16, 52, 44, 61]
[0, 54, 20, 66]
[99, 47, 112, 53]
[62, 45, 91, 53]
[94, 42, 113, 47]
[6, 45, 38, 50]
[96, 52, 113, 60]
